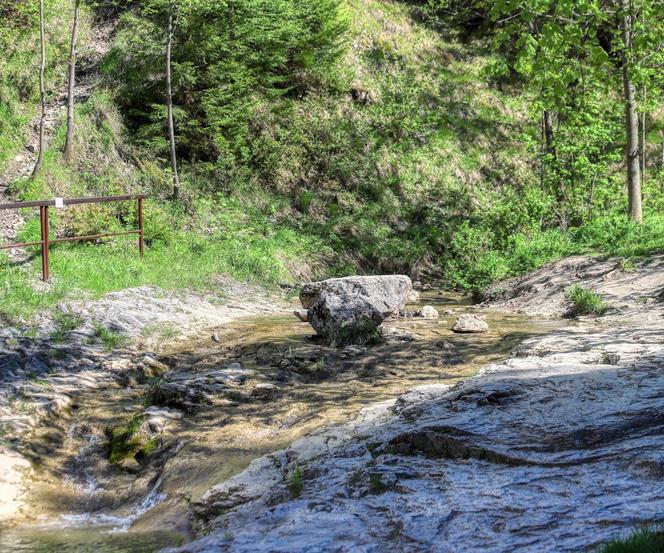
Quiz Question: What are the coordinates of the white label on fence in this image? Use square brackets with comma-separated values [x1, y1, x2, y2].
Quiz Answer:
[55, 197, 64, 209]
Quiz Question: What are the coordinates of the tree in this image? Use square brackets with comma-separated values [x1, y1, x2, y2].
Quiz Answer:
[63, 0, 81, 163]
[165, 0, 180, 198]
[620, 0, 642, 223]
[32, 0, 46, 177]
[488, 0, 664, 224]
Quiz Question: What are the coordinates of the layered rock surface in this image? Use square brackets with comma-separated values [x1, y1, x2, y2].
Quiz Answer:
[169, 255, 664, 553]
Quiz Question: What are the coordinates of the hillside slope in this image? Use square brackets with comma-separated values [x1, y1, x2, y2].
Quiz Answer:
[1, 0, 663, 323]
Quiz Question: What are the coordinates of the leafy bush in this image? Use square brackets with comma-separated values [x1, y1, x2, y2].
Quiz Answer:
[564, 285, 608, 318]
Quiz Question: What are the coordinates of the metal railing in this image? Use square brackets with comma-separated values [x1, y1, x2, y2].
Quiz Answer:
[0, 194, 147, 282]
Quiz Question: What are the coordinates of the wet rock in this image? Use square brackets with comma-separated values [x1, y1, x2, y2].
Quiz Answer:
[252, 383, 279, 400]
[417, 305, 439, 319]
[144, 406, 183, 433]
[0, 448, 31, 522]
[193, 455, 285, 522]
[140, 355, 169, 378]
[408, 290, 420, 303]
[341, 345, 368, 358]
[382, 327, 419, 343]
[148, 379, 212, 413]
[120, 457, 141, 473]
[300, 275, 412, 316]
[207, 367, 247, 385]
[309, 293, 385, 346]
[452, 313, 489, 333]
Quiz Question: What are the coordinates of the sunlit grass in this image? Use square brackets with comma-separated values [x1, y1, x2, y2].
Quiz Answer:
[0, 223, 327, 323]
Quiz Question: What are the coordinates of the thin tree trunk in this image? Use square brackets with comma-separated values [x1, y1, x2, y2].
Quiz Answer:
[621, 0, 643, 223]
[640, 4, 646, 185]
[63, 0, 80, 163]
[588, 175, 596, 222]
[543, 110, 565, 202]
[166, 1, 180, 199]
[32, 0, 46, 177]
[640, 110, 646, 182]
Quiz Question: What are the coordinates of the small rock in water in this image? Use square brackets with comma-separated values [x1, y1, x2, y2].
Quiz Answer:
[120, 457, 141, 473]
[417, 305, 439, 319]
[601, 352, 621, 365]
[408, 290, 420, 303]
[452, 314, 489, 333]
[252, 383, 278, 399]
[293, 309, 309, 322]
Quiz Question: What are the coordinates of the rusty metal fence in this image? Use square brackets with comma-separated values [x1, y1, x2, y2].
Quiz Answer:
[0, 194, 147, 282]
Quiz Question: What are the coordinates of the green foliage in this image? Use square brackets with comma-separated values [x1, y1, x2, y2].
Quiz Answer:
[368, 473, 387, 494]
[50, 312, 83, 342]
[2, 0, 664, 316]
[331, 316, 385, 348]
[106, 414, 148, 465]
[106, 0, 348, 167]
[92, 323, 128, 351]
[564, 285, 609, 318]
[599, 527, 664, 553]
[288, 466, 303, 498]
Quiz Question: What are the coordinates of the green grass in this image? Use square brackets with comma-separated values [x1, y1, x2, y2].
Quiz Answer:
[0, 198, 330, 323]
[288, 466, 304, 498]
[106, 414, 147, 465]
[92, 322, 127, 351]
[564, 285, 609, 318]
[599, 527, 664, 552]
[49, 312, 83, 342]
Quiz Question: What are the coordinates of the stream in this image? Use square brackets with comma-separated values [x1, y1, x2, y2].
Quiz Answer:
[0, 292, 565, 552]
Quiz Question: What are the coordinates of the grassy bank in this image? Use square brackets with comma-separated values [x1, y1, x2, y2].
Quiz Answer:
[0, 197, 329, 322]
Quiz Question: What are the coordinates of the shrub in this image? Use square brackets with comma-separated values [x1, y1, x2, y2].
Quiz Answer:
[564, 285, 608, 318]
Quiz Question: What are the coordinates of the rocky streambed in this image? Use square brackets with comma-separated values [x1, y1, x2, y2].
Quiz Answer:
[168, 255, 664, 553]
[3, 256, 663, 553]
[0, 282, 560, 552]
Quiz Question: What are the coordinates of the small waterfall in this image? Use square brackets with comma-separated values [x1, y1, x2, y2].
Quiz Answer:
[58, 477, 167, 533]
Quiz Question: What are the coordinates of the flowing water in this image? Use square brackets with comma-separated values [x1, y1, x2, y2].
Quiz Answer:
[0, 293, 565, 552]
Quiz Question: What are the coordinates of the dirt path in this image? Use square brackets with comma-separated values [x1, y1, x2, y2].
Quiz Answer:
[168, 255, 664, 553]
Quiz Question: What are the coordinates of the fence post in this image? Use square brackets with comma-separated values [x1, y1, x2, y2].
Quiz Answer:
[40, 205, 50, 281]
[138, 197, 144, 258]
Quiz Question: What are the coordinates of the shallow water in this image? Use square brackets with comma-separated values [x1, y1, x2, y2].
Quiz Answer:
[2, 292, 564, 552]
[0, 526, 181, 553]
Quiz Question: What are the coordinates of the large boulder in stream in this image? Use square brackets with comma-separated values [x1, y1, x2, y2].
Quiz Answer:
[309, 293, 385, 346]
[300, 275, 413, 315]
[299, 275, 413, 345]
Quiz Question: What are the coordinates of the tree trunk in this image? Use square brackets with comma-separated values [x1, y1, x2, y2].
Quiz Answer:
[621, 0, 642, 223]
[166, 1, 180, 199]
[63, 0, 80, 163]
[542, 110, 565, 202]
[32, 0, 46, 177]
[640, 110, 646, 182]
